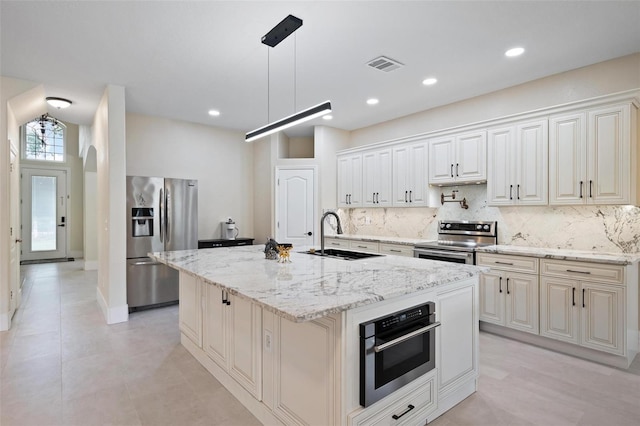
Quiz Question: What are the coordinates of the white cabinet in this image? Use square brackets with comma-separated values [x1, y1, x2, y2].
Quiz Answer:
[428, 130, 486, 185]
[549, 103, 637, 205]
[363, 148, 392, 207]
[203, 285, 263, 399]
[477, 253, 539, 335]
[539, 259, 626, 356]
[379, 242, 414, 257]
[487, 119, 548, 205]
[179, 271, 202, 347]
[337, 154, 363, 207]
[392, 141, 429, 206]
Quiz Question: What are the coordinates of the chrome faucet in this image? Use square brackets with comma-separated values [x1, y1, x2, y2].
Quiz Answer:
[320, 211, 343, 256]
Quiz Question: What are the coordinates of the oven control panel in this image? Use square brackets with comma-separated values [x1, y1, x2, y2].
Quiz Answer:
[360, 301, 436, 338]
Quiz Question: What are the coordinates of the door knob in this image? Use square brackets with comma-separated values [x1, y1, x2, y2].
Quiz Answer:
[58, 224, 65, 227]
[307, 232, 312, 236]
[15, 239, 22, 243]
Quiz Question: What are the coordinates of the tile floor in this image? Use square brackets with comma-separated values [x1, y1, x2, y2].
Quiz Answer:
[1, 260, 639, 425]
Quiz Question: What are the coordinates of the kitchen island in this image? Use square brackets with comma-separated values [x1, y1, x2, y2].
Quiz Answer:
[150, 246, 486, 425]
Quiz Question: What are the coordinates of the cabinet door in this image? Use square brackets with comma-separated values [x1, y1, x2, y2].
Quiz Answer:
[540, 276, 579, 344]
[580, 282, 625, 355]
[408, 142, 429, 205]
[376, 149, 393, 206]
[428, 136, 455, 184]
[362, 151, 378, 206]
[228, 296, 263, 399]
[516, 120, 548, 205]
[549, 112, 587, 205]
[349, 155, 363, 207]
[479, 271, 505, 325]
[179, 271, 202, 347]
[203, 284, 227, 367]
[487, 126, 515, 205]
[337, 156, 352, 207]
[392, 145, 410, 205]
[588, 104, 630, 204]
[455, 131, 486, 183]
[505, 272, 539, 334]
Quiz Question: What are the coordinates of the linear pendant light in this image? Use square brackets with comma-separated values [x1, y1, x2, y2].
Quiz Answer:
[245, 14, 332, 142]
[245, 100, 331, 142]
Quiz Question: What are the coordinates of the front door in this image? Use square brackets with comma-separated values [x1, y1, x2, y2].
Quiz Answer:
[21, 168, 68, 261]
[276, 167, 316, 246]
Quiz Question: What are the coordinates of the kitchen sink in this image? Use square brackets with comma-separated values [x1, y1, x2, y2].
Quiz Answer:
[301, 248, 384, 261]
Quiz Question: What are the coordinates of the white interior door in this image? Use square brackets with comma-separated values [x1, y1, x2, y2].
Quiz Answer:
[21, 168, 68, 261]
[9, 145, 21, 319]
[276, 168, 316, 246]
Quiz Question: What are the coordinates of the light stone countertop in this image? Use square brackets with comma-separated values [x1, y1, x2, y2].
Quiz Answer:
[325, 233, 432, 246]
[150, 245, 486, 322]
[477, 245, 640, 265]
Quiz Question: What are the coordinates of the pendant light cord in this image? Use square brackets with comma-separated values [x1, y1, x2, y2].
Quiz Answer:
[267, 48, 270, 123]
[294, 33, 297, 113]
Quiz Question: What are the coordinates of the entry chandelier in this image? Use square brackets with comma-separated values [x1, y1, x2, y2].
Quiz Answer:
[31, 113, 60, 146]
[245, 15, 332, 142]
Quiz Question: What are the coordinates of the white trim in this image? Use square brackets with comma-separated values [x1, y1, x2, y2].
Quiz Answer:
[96, 286, 128, 324]
[84, 260, 98, 271]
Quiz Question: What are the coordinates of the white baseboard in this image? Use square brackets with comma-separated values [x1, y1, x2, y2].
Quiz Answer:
[96, 287, 128, 324]
[84, 260, 98, 271]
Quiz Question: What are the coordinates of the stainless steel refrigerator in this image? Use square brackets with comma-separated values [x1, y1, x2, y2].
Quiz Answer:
[126, 176, 198, 310]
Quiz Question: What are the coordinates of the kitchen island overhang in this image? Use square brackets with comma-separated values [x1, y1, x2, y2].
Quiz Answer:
[150, 246, 487, 425]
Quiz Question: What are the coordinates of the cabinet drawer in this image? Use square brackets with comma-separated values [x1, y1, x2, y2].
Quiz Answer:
[476, 253, 539, 273]
[379, 243, 414, 257]
[349, 240, 380, 253]
[349, 372, 436, 426]
[324, 238, 349, 248]
[541, 259, 624, 284]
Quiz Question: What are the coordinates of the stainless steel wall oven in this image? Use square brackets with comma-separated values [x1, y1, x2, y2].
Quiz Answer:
[360, 302, 440, 407]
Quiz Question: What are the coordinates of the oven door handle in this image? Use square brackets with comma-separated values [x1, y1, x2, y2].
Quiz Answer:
[374, 322, 441, 353]
[414, 248, 473, 262]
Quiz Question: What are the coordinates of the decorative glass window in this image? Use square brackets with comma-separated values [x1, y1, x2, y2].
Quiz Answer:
[22, 114, 66, 162]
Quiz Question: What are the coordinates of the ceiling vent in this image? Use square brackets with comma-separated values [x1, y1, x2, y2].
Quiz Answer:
[366, 56, 404, 72]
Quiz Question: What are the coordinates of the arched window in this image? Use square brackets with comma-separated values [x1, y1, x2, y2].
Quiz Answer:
[22, 114, 66, 162]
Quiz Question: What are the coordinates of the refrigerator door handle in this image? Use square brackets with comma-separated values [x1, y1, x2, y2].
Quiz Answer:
[159, 188, 164, 243]
[132, 260, 163, 266]
[165, 187, 171, 244]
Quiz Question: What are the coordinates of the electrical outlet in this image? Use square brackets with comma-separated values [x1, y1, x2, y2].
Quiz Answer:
[365, 216, 371, 225]
[264, 330, 272, 353]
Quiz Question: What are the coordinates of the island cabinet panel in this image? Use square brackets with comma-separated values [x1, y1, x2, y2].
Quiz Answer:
[203, 286, 263, 399]
[271, 314, 341, 426]
[179, 271, 202, 347]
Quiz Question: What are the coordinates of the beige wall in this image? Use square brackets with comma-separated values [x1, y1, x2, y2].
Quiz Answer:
[126, 113, 254, 241]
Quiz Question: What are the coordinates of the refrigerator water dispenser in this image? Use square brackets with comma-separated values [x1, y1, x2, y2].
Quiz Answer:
[132, 207, 154, 237]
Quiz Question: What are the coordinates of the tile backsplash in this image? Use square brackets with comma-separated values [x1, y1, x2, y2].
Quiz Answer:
[341, 185, 640, 253]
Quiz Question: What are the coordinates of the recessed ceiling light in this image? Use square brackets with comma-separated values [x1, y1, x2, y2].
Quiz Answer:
[422, 77, 438, 86]
[366, 98, 379, 105]
[46, 97, 72, 109]
[505, 47, 525, 57]
[208, 109, 220, 117]
[322, 115, 333, 120]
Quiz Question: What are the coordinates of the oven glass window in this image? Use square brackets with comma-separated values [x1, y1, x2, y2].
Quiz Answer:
[374, 323, 431, 389]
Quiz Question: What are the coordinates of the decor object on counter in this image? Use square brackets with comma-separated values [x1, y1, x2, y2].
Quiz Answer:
[264, 238, 280, 259]
[245, 14, 332, 142]
[277, 244, 293, 263]
[441, 190, 469, 209]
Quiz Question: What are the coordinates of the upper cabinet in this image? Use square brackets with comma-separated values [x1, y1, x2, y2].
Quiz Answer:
[362, 148, 392, 207]
[337, 154, 362, 208]
[392, 141, 429, 206]
[549, 103, 637, 205]
[487, 119, 548, 206]
[428, 130, 486, 186]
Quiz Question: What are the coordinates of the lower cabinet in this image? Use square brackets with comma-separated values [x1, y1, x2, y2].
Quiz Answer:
[179, 271, 202, 347]
[477, 254, 539, 334]
[203, 284, 263, 399]
[325, 237, 415, 257]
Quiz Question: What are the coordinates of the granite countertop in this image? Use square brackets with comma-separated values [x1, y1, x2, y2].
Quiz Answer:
[149, 245, 486, 322]
[325, 233, 433, 246]
[477, 245, 640, 265]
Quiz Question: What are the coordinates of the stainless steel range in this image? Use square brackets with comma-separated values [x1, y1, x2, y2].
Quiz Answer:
[413, 220, 497, 264]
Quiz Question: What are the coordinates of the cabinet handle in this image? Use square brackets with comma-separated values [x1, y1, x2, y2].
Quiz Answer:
[409, 190, 412, 202]
[506, 278, 510, 295]
[499, 276, 502, 293]
[517, 184, 520, 200]
[509, 185, 513, 200]
[566, 269, 591, 274]
[450, 164, 454, 178]
[376, 192, 379, 204]
[405, 190, 408, 202]
[589, 180, 593, 198]
[572, 287, 576, 306]
[495, 261, 514, 266]
[582, 288, 586, 308]
[389, 249, 402, 253]
[392, 404, 415, 420]
[349, 194, 352, 204]
[579, 181, 583, 199]
[222, 290, 228, 305]
[357, 245, 367, 249]
[456, 163, 459, 177]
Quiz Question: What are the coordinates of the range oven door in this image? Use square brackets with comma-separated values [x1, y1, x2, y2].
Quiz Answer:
[413, 247, 474, 264]
[360, 316, 440, 407]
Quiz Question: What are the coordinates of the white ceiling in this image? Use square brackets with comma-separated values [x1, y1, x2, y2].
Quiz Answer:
[2, 1, 639, 138]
